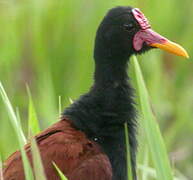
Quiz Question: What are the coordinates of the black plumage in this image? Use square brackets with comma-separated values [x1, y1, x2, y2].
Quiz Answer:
[64, 6, 149, 180]
[3, 6, 188, 180]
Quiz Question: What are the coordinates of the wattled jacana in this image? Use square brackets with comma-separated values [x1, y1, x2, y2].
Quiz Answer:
[3, 6, 188, 180]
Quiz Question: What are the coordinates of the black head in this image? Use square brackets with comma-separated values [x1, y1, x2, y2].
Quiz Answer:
[94, 6, 189, 61]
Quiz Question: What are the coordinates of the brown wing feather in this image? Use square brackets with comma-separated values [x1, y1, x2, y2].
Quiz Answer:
[69, 154, 112, 180]
[3, 118, 112, 180]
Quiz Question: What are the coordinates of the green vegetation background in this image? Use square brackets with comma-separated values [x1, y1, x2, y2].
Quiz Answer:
[0, 0, 192, 178]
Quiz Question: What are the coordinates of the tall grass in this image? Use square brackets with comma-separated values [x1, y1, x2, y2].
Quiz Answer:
[0, 83, 68, 180]
[133, 56, 173, 180]
[31, 138, 46, 180]
[0, 154, 3, 180]
[53, 163, 68, 180]
[0, 82, 34, 180]
[124, 123, 134, 180]
[0, 56, 186, 179]
[0, 0, 192, 179]
[27, 86, 40, 136]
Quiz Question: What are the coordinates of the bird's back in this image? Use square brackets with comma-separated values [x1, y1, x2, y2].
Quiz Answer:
[3, 118, 112, 180]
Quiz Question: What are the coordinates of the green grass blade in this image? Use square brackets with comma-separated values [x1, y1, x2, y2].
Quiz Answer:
[16, 107, 22, 129]
[0, 82, 34, 180]
[27, 86, 40, 136]
[31, 138, 47, 180]
[0, 154, 3, 180]
[59, 96, 62, 115]
[138, 164, 157, 179]
[124, 123, 133, 180]
[132, 56, 173, 180]
[0, 82, 26, 144]
[141, 148, 149, 180]
[69, 98, 73, 104]
[138, 165, 181, 180]
[53, 162, 68, 180]
[18, 147, 34, 180]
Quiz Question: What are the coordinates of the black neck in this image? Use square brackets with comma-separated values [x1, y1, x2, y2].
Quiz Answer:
[93, 30, 131, 85]
[64, 54, 137, 180]
[94, 58, 128, 86]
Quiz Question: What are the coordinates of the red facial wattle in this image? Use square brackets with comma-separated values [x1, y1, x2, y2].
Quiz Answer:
[131, 8, 189, 58]
[132, 8, 151, 30]
[133, 29, 167, 51]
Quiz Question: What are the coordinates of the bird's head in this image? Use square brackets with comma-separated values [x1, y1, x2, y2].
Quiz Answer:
[94, 6, 189, 60]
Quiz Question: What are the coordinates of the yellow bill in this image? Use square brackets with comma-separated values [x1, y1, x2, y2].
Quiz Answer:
[150, 40, 189, 58]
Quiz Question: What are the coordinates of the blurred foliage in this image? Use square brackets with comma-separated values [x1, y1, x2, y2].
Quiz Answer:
[0, 0, 192, 178]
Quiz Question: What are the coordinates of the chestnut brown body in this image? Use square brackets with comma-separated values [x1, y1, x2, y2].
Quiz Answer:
[3, 118, 112, 180]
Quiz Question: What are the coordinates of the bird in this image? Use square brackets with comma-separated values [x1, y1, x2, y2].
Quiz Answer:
[3, 6, 188, 180]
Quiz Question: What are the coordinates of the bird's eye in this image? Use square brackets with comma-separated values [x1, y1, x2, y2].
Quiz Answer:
[123, 23, 135, 31]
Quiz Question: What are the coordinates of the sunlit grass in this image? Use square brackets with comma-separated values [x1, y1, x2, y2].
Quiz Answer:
[53, 162, 68, 180]
[31, 138, 47, 180]
[27, 85, 40, 136]
[0, 0, 192, 179]
[0, 154, 3, 180]
[0, 57, 186, 179]
[124, 123, 134, 180]
[0, 82, 67, 180]
[0, 82, 34, 180]
[133, 56, 173, 180]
